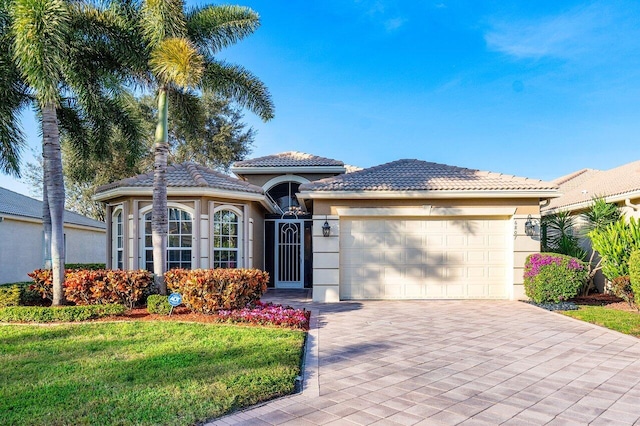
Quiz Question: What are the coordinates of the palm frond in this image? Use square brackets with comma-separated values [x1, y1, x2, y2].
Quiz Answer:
[141, 0, 186, 47]
[150, 37, 204, 88]
[203, 60, 274, 121]
[167, 88, 204, 142]
[186, 4, 259, 55]
[10, 0, 70, 106]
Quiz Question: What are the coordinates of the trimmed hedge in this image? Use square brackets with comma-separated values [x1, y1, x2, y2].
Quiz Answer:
[524, 253, 588, 303]
[147, 295, 171, 315]
[0, 282, 43, 307]
[0, 284, 21, 308]
[165, 268, 269, 313]
[29, 269, 153, 308]
[0, 304, 125, 322]
[65, 263, 105, 270]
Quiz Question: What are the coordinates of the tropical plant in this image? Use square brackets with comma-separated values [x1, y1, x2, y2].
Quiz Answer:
[118, 1, 274, 294]
[629, 250, 640, 306]
[589, 217, 640, 280]
[541, 211, 586, 259]
[524, 253, 588, 303]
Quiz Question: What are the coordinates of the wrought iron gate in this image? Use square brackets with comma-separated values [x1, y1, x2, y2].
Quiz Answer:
[274, 219, 304, 288]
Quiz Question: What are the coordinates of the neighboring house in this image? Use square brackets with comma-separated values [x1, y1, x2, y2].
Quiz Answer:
[541, 161, 640, 292]
[94, 152, 557, 302]
[0, 187, 106, 284]
[542, 161, 640, 217]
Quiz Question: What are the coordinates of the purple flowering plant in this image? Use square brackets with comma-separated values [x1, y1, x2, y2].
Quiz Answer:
[215, 301, 310, 329]
[524, 253, 588, 303]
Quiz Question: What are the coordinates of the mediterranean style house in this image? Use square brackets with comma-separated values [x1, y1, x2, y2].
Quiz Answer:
[94, 152, 558, 302]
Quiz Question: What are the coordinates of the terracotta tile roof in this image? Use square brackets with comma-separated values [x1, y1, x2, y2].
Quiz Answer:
[96, 162, 263, 194]
[233, 151, 344, 168]
[0, 187, 105, 229]
[545, 161, 640, 211]
[299, 159, 556, 192]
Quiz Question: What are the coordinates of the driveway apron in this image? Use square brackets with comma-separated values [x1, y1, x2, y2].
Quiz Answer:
[208, 298, 640, 425]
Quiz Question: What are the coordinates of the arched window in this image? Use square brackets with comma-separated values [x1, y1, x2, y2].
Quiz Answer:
[213, 209, 241, 268]
[112, 209, 123, 270]
[143, 208, 193, 271]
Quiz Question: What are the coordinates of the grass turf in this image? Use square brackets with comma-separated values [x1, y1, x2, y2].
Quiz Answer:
[561, 306, 640, 337]
[0, 321, 305, 425]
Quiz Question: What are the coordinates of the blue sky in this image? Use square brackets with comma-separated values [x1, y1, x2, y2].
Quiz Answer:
[3, 0, 640, 197]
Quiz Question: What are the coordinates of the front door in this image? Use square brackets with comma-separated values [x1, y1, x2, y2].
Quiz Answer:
[274, 219, 304, 288]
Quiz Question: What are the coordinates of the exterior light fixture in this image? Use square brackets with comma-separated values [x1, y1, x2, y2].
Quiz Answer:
[322, 217, 331, 237]
[525, 214, 536, 237]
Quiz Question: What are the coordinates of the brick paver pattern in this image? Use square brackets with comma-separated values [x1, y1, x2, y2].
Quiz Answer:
[208, 297, 640, 425]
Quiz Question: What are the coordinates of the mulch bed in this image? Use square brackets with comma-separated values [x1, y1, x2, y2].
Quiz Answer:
[570, 293, 639, 313]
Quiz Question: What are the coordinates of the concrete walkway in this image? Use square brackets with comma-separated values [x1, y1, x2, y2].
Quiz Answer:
[208, 294, 640, 425]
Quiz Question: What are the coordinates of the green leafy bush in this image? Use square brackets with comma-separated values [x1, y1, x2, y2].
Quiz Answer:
[28, 269, 152, 308]
[0, 284, 21, 308]
[165, 268, 269, 313]
[610, 276, 634, 308]
[589, 217, 640, 280]
[0, 282, 44, 306]
[65, 263, 105, 270]
[147, 295, 171, 315]
[0, 304, 125, 322]
[629, 250, 640, 306]
[524, 253, 588, 303]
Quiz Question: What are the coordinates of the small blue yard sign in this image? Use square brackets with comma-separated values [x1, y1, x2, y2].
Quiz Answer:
[168, 293, 182, 307]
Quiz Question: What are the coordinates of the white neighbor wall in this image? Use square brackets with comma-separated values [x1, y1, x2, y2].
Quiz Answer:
[0, 217, 106, 284]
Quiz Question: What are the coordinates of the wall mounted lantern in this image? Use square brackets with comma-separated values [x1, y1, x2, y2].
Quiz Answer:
[322, 217, 331, 237]
[524, 214, 536, 237]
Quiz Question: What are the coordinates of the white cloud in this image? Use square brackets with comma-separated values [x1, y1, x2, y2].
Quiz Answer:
[384, 17, 407, 32]
[484, 2, 617, 60]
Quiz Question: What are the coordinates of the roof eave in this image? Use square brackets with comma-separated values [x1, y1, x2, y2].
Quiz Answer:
[542, 189, 640, 214]
[297, 189, 560, 200]
[231, 166, 347, 175]
[93, 186, 276, 213]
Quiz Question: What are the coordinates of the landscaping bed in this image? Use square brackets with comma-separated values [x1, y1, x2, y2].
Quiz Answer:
[0, 321, 306, 426]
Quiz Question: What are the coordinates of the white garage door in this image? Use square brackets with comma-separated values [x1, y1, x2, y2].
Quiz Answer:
[340, 218, 508, 299]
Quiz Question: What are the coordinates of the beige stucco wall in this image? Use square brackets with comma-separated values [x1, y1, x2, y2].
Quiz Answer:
[0, 218, 106, 284]
[104, 195, 266, 272]
[310, 197, 542, 302]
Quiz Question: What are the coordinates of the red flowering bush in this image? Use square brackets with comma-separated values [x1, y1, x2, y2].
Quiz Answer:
[216, 301, 310, 329]
[165, 268, 269, 312]
[28, 269, 152, 308]
[524, 253, 588, 303]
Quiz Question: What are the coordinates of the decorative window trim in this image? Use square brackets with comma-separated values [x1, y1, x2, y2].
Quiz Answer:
[139, 203, 195, 271]
[212, 205, 243, 269]
[262, 175, 310, 192]
[112, 207, 124, 270]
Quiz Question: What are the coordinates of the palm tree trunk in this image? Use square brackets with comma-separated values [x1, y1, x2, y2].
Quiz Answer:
[152, 87, 169, 294]
[42, 150, 52, 269]
[42, 103, 65, 306]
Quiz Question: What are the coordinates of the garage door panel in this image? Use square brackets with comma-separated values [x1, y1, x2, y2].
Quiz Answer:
[340, 217, 508, 300]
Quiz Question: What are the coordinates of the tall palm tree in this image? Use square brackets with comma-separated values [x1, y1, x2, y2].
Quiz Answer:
[1, 0, 144, 305]
[130, 1, 274, 294]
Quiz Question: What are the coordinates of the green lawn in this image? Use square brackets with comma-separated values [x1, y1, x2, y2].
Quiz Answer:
[561, 306, 640, 337]
[0, 322, 305, 426]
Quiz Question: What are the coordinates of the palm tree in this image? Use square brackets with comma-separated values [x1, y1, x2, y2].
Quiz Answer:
[129, 1, 274, 294]
[1, 0, 144, 305]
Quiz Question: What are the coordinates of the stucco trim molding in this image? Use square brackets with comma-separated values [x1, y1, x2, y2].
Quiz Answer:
[335, 206, 517, 217]
[299, 190, 558, 200]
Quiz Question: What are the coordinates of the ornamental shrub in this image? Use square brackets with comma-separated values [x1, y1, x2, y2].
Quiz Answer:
[610, 276, 634, 308]
[629, 250, 640, 306]
[147, 295, 171, 315]
[0, 284, 21, 308]
[524, 253, 588, 303]
[165, 268, 269, 313]
[589, 217, 640, 280]
[28, 269, 152, 308]
[0, 304, 125, 322]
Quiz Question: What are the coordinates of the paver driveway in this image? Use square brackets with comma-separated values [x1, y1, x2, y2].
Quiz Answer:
[209, 295, 640, 425]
